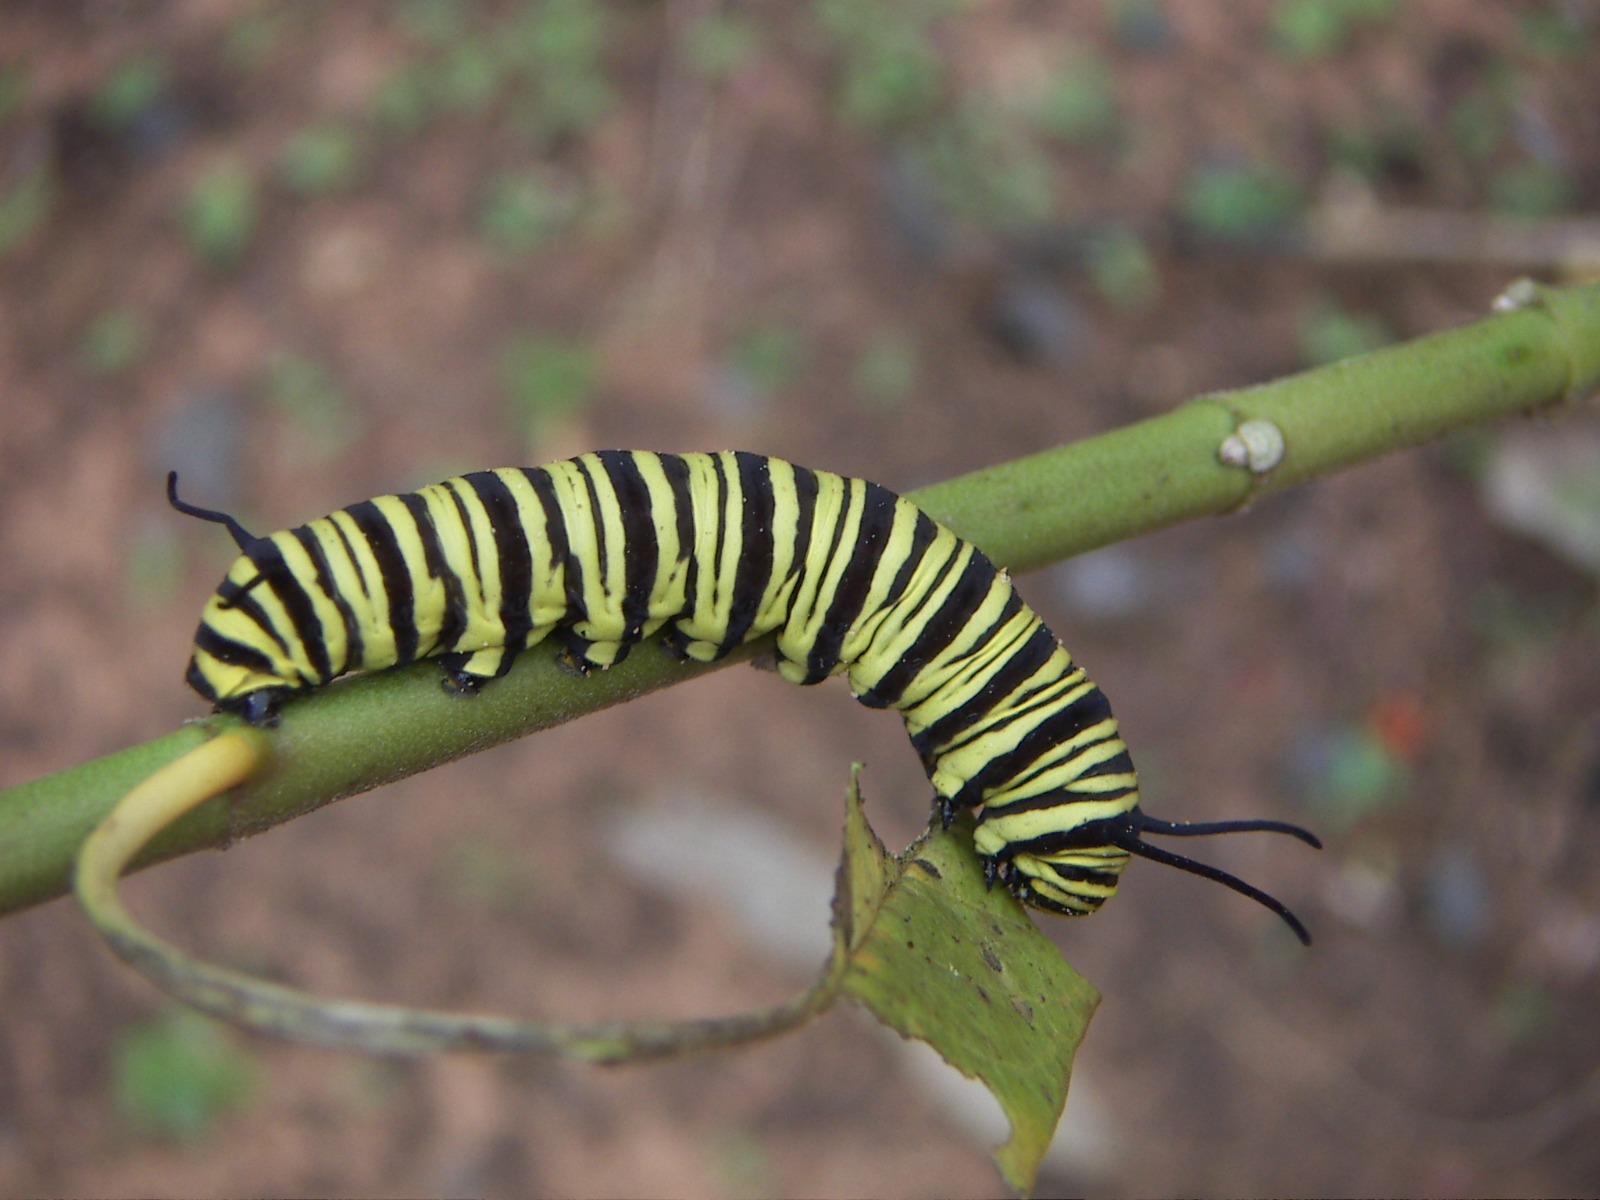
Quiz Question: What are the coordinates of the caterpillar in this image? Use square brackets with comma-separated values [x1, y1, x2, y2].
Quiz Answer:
[170, 450, 1319, 941]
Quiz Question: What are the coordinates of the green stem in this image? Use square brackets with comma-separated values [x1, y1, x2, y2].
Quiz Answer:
[2, 280, 1597, 917]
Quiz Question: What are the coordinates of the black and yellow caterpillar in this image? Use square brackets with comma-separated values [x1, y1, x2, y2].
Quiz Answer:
[171, 450, 1318, 940]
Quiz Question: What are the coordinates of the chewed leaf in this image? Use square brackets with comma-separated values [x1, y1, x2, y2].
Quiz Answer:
[837, 775, 1099, 1197]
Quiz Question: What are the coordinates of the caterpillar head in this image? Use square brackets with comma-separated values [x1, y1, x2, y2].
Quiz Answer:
[981, 810, 1321, 944]
[169, 472, 302, 725]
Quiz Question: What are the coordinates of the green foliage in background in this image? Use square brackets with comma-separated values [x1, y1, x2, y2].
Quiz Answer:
[909, 100, 1058, 233]
[182, 160, 259, 270]
[77, 307, 151, 378]
[726, 322, 808, 399]
[1032, 55, 1118, 144]
[683, 12, 767, 81]
[113, 1009, 256, 1142]
[0, 162, 51, 259]
[1299, 296, 1393, 366]
[478, 169, 579, 255]
[853, 330, 920, 410]
[260, 353, 360, 458]
[1181, 162, 1304, 242]
[1270, 0, 1398, 58]
[279, 123, 366, 196]
[813, 0, 952, 130]
[501, 335, 599, 439]
[90, 56, 168, 129]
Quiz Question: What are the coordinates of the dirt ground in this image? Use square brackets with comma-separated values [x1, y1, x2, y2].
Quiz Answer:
[2, 2, 1599, 1196]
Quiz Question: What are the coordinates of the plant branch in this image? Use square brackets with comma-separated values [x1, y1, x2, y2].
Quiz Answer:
[2, 279, 1596, 918]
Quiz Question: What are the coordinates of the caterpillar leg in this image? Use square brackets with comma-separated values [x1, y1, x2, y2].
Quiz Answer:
[437, 646, 517, 694]
[554, 628, 634, 676]
[660, 620, 743, 666]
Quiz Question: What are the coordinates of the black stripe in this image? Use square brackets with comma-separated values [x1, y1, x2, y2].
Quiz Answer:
[247, 539, 330, 681]
[1037, 862, 1122, 889]
[909, 610, 1053, 749]
[326, 516, 374, 611]
[968, 685, 1118, 799]
[995, 822, 1130, 863]
[800, 477, 864, 682]
[290, 525, 363, 677]
[863, 549, 995, 705]
[1074, 746, 1135, 780]
[658, 454, 696, 645]
[214, 570, 270, 610]
[344, 499, 419, 666]
[982, 776, 1136, 819]
[596, 450, 656, 641]
[780, 465, 820, 676]
[808, 480, 898, 674]
[194, 623, 277, 673]
[723, 451, 775, 650]
[883, 510, 940, 611]
[473, 472, 536, 653]
[444, 482, 485, 599]
[787, 463, 819, 589]
[708, 452, 732, 620]
[577, 457, 609, 620]
[217, 575, 291, 656]
[398, 491, 465, 656]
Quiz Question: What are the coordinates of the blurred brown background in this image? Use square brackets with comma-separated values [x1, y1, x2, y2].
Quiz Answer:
[2, 2, 1599, 1196]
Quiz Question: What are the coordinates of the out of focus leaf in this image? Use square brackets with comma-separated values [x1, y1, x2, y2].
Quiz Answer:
[1181, 163, 1303, 242]
[113, 1009, 256, 1142]
[182, 159, 258, 269]
[77, 307, 150, 378]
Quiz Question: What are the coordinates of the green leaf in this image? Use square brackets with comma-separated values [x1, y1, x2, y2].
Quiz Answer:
[1033, 57, 1117, 143]
[1271, 0, 1353, 58]
[0, 64, 29, 125]
[181, 160, 258, 270]
[1087, 227, 1159, 312]
[500, 335, 598, 436]
[113, 1009, 256, 1141]
[1520, 9, 1593, 59]
[906, 104, 1059, 233]
[77, 307, 150, 378]
[839, 777, 1099, 1197]
[91, 56, 168, 130]
[435, 39, 505, 114]
[260, 353, 359, 457]
[0, 161, 52, 257]
[683, 13, 765, 81]
[278, 123, 365, 196]
[504, 0, 609, 72]
[853, 331, 920, 409]
[398, 0, 468, 45]
[1489, 162, 1575, 219]
[222, 8, 286, 72]
[816, 0, 946, 131]
[1299, 297, 1393, 366]
[726, 322, 807, 397]
[1181, 163, 1303, 242]
[477, 170, 578, 254]
[371, 63, 437, 135]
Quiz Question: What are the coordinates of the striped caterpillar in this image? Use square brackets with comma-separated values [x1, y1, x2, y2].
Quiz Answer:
[172, 450, 1318, 938]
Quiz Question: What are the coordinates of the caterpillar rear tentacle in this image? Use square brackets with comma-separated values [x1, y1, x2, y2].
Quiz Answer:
[171, 452, 1319, 941]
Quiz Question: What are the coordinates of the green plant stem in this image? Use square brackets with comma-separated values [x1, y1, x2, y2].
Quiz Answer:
[1, 281, 1597, 917]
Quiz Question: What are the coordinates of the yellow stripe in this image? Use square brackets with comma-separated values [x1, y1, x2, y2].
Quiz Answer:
[268, 528, 349, 677]
[323, 507, 397, 669]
